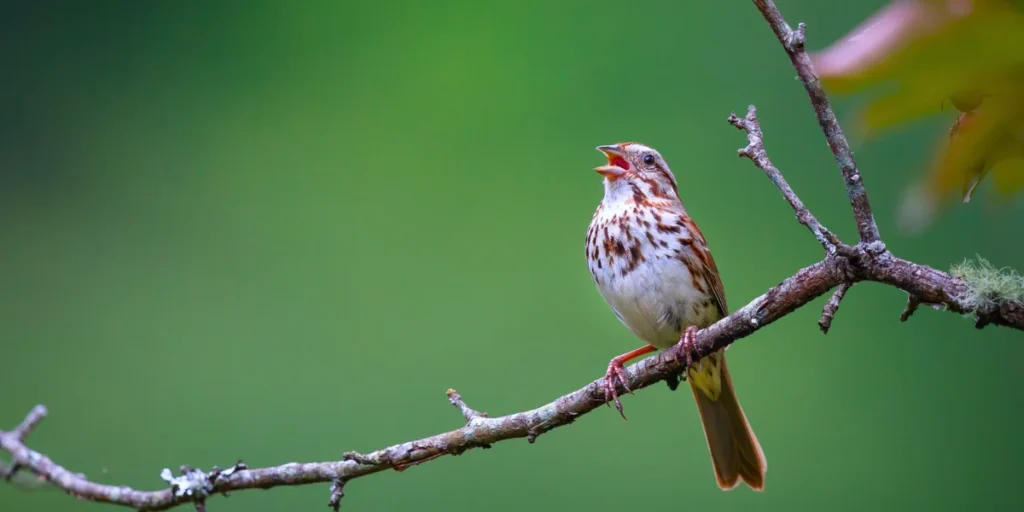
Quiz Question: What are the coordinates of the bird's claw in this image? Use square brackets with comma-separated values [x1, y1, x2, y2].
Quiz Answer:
[603, 359, 632, 420]
[677, 325, 699, 370]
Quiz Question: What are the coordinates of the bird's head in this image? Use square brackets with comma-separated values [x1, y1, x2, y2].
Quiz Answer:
[594, 142, 679, 204]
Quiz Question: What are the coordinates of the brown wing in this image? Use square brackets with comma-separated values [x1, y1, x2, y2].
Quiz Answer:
[702, 250, 729, 318]
[681, 216, 729, 317]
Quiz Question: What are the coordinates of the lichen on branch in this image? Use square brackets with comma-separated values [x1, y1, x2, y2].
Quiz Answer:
[950, 256, 1024, 312]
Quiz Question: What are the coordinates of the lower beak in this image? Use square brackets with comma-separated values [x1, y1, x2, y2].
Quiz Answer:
[594, 165, 626, 179]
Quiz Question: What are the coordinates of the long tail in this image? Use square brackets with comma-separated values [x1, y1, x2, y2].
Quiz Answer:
[689, 355, 767, 491]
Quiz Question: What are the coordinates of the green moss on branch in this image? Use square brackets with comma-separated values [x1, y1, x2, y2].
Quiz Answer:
[950, 256, 1024, 312]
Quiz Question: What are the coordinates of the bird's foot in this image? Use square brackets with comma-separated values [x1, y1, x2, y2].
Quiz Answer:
[603, 359, 632, 420]
[601, 344, 657, 420]
[676, 325, 699, 370]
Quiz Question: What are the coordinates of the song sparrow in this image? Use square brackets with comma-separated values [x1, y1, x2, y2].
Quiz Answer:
[585, 142, 767, 491]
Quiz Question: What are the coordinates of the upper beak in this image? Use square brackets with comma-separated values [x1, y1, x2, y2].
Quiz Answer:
[596, 145, 625, 158]
[594, 144, 627, 179]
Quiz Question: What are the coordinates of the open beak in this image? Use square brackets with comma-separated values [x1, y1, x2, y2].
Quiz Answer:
[594, 145, 627, 180]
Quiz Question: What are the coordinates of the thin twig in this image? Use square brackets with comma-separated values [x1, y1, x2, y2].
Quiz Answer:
[900, 294, 922, 322]
[11, 405, 47, 442]
[328, 479, 345, 512]
[446, 389, 487, 422]
[0, 461, 19, 482]
[2, 405, 48, 484]
[728, 105, 844, 254]
[818, 283, 852, 334]
[753, 0, 882, 245]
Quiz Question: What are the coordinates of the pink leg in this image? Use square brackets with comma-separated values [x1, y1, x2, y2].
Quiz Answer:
[604, 345, 657, 420]
[676, 325, 699, 369]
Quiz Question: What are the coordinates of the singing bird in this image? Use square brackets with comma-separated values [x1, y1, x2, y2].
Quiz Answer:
[584, 142, 767, 491]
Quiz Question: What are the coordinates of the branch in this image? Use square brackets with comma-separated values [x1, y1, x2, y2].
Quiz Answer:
[1, 405, 48, 484]
[4, 1, 1023, 511]
[447, 388, 487, 423]
[900, 294, 922, 322]
[1, 257, 848, 511]
[728, 105, 844, 255]
[3, 242, 1018, 510]
[753, 0, 882, 245]
[818, 282, 852, 334]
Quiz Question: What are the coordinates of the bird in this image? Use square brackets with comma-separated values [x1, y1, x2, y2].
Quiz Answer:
[584, 142, 767, 491]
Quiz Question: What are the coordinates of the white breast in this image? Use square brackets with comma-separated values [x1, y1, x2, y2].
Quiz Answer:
[585, 201, 718, 349]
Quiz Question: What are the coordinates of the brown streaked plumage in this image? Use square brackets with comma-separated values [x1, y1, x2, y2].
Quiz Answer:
[585, 142, 767, 491]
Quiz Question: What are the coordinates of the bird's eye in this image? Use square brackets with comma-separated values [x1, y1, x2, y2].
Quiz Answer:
[642, 154, 656, 166]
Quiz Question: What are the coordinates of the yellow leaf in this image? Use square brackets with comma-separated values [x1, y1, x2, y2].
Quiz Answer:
[898, 90, 1024, 231]
[812, 0, 1024, 231]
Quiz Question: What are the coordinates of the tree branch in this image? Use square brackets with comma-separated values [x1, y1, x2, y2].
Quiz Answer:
[4, 1, 1022, 510]
[818, 282, 852, 334]
[2, 258, 845, 511]
[753, 0, 882, 245]
[900, 294, 922, 322]
[728, 105, 844, 255]
[3, 239, 1018, 510]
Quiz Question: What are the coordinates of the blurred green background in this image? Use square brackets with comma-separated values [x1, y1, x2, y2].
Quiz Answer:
[2, 1, 1022, 510]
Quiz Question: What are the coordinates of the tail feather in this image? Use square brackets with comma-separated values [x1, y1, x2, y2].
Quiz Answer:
[689, 356, 766, 491]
